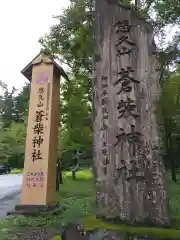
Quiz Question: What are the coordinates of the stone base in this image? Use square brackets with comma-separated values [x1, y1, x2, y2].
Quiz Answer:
[7, 203, 58, 216]
[96, 214, 171, 228]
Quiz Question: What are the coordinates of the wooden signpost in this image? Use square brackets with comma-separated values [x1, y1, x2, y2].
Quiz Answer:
[12, 52, 68, 215]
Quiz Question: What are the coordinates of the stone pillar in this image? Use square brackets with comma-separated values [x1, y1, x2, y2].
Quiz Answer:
[93, 0, 170, 225]
[13, 53, 68, 214]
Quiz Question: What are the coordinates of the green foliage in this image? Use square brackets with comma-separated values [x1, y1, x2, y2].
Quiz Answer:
[0, 0, 178, 175]
[0, 81, 17, 128]
[158, 74, 180, 120]
[38, 0, 180, 176]
[0, 123, 26, 167]
[154, 0, 180, 25]
[39, 0, 93, 101]
[167, 171, 180, 216]
[58, 76, 92, 169]
[39, 0, 93, 71]
[157, 73, 180, 180]
[0, 81, 30, 167]
[13, 82, 30, 122]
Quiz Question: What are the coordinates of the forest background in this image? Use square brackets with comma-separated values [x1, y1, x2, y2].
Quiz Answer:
[0, 0, 180, 182]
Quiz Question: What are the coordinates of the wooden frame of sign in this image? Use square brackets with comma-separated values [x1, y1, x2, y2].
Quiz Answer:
[8, 52, 68, 216]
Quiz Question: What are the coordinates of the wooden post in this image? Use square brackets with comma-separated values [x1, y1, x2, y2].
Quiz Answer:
[12, 52, 68, 215]
[93, 0, 170, 225]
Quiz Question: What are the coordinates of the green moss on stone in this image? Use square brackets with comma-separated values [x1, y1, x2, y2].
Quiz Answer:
[83, 216, 180, 239]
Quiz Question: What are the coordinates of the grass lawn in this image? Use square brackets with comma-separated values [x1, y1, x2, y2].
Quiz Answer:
[10, 168, 23, 174]
[0, 170, 95, 240]
[1, 169, 180, 239]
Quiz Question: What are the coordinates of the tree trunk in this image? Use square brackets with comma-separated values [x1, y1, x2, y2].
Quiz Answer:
[72, 170, 76, 181]
[171, 162, 177, 183]
[164, 118, 177, 183]
[135, 0, 139, 10]
[56, 161, 62, 190]
[56, 169, 60, 192]
[93, 0, 170, 226]
[60, 170, 63, 184]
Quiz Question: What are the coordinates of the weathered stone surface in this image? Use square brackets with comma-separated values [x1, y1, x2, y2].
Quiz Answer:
[23, 228, 50, 240]
[61, 223, 89, 240]
[93, 0, 169, 225]
[60, 222, 166, 240]
[60, 222, 128, 240]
